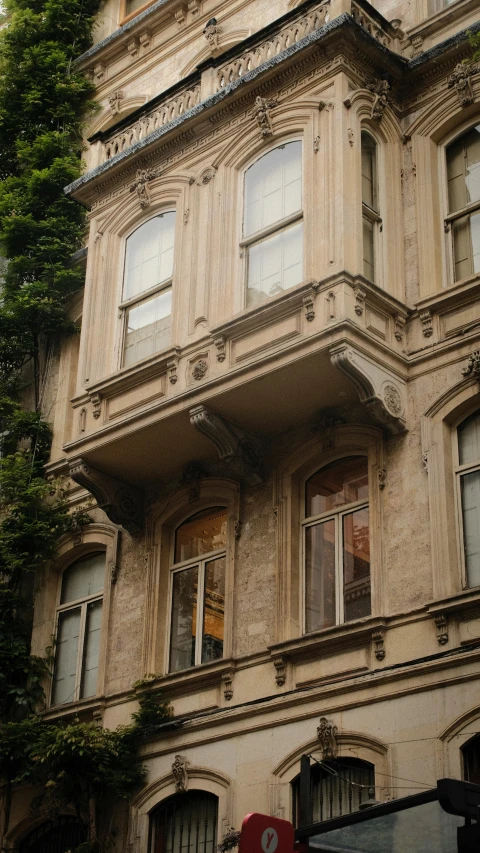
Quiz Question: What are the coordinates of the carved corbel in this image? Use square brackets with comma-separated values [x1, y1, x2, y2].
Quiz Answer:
[68, 457, 144, 535]
[420, 310, 433, 338]
[127, 38, 139, 58]
[394, 315, 405, 342]
[222, 670, 234, 700]
[462, 350, 480, 387]
[88, 391, 102, 420]
[329, 343, 407, 434]
[174, 5, 187, 25]
[317, 717, 338, 759]
[93, 62, 106, 82]
[273, 656, 286, 686]
[214, 336, 227, 362]
[372, 629, 386, 660]
[302, 287, 317, 322]
[354, 286, 366, 316]
[189, 405, 263, 484]
[167, 354, 179, 384]
[434, 613, 448, 645]
[448, 62, 476, 108]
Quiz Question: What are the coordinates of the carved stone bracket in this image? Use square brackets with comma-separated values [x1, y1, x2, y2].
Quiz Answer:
[462, 350, 480, 387]
[317, 717, 338, 759]
[189, 405, 263, 484]
[252, 96, 278, 138]
[214, 335, 227, 362]
[329, 343, 407, 434]
[394, 315, 405, 342]
[273, 656, 286, 686]
[372, 629, 386, 660]
[420, 309, 433, 338]
[222, 670, 234, 700]
[167, 352, 180, 384]
[172, 755, 189, 792]
[448, 62, 476, 108]
[434, 613, 449, 645]
[88, 391, 102, 419]
[68, 457, 144, 535]
[366, 79, 391, 121]
[354, 286, 366, 316]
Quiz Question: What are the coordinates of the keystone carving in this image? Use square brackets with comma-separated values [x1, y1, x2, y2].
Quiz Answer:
[462, 350, 480, 386]
[317, 717, 338, 760]
[434, 613, 448, 645]
[172, 755, 189, 792]
[366, 79, 390, 122]
[130, 168, 161, 209]
[252, 96, 278, 138]
[108, 90, 124, 115]
[329, 343, 407, 434]
[448, 63, 476, 108]
[68, 457, 144, 535]
[189, 405, 263, 484]
[204, 17, 220, 49]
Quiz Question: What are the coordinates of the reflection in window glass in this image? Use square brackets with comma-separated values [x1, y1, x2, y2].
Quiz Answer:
[306, 456, 369, 517]
[244, 142, 303, 308]
[343, 507, 371, 622]
[305, 519, 336, 632]
[170, 508, 227, 673]
[124, 288, 172, 368]
[458, 412, 480, 589]
[447, 126, 480, 281]
[361, 133, 378, 283]
[123, 213, 175, 301]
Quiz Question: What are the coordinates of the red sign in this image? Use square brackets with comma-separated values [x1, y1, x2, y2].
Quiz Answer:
[238, 813, 295, 853]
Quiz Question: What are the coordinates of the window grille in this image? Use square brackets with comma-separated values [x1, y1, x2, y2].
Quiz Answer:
[19, 817, 86, 853]
[149, 791, 218, 853]
[292, 758, 375, 827]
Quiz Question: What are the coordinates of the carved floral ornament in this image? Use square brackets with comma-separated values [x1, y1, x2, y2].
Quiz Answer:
[317, 717, 338, 760]
[447, 62, 476, 108]
[129, 167, 161, 209]
[203, 17, 221, 49]
[366, 79, 391, 122]
[462, 350, 480, 386]
[172, 755, 189, 792]
[252, 96, 278, 139]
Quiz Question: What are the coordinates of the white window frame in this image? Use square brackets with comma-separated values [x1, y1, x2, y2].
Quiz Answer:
[361, 131, 382, 285]
[444, 124, 480, 285]
[454, 416, 480, 590]
[301, 464, 370, 633]
[119, 210, 176, 369]
[51, 552, 106, 706]
[167, 514, 227, 672]
[241, 140, 304, 308]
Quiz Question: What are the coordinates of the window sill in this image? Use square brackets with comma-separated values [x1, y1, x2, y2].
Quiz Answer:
[268, 616, 388, 664]
[83, 344, 181, 401]
[426, 587, 480, 618]
[414, 273, 480, 314]
[43, 695, 105, 722]
[137, 658, 236, 699]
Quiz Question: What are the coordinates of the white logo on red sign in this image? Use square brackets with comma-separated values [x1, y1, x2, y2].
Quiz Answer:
[261, 828, 278, 853]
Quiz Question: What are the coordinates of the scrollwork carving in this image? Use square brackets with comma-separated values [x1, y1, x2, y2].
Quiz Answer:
[448, 63, 476, 108]
[189, 404, 263, 484]
[68, 458, 144, 535]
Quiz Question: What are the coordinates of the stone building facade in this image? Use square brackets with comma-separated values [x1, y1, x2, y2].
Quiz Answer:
[6, 0, 480, 849]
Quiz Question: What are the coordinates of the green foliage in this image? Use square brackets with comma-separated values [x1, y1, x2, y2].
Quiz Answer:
[131, 688, 173, 732]
[469, 31, 480, 63]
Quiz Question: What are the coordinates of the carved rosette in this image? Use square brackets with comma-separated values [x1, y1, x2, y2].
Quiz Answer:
[329, 343, 407, 434]
[68, 458, 144, 534]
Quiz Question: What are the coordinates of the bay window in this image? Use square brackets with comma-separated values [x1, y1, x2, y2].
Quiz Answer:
[243, 141, 303, 308]
[52, 552, 105, 705]
[303, 456, 371, 632]
[446, 125, 480, 282]
[121, 212, 175, 368]
[169, 507, 227, 672]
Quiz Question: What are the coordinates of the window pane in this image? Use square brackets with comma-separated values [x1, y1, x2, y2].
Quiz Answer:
[452, 211, 480, 281]
[170, 566, 198, 672]
[80, 600, 103, 699]
[361, 134, 377, 211]
[464, 737, 480, 785]
[246, 220, 303, 307]
[123, 213, 176, 301]
[461, 471, 480, 588]
[202, 557, 225, 664]
[61, 552, 105, 604]
[52, 607, 81, 705]
[447, 125, 480, 213]
[343, 508, 371, 622]
[363, 215, 375, 282]
[244, 142, 302, 237]
[123, 287, 172, 368]
[305, 519, 336, 632]
[125, 0, 148, 13]
[292, 759, 375, 827]
[458, 412, 480, 466]
[306, 456, 368, 518]
[175, 508, 227, 563]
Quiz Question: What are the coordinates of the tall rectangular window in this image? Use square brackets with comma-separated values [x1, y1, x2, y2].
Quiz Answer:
[361, 132, 381, 284]
[447, 126, 480, 282]
[52, 553, 105, 705]
[457, 411, 480, 588]
[243, 142, 303, 308]
[121, 212, 175, 368]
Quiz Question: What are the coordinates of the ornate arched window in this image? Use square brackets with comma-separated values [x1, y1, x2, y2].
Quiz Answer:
[291, 758, 375, 826]
[243, 141, 303, 308]
[19, 817, 86, 852]
[121, 211, 176, 367]
[169, 507, 227, 672]
[456, 410, 480, 589]
[148, 791, 218, 853]
[446, 124, 480, 282]
[52, 552, 105, 705]
[303, 456, 370, 632]
[361, 132, 380, 284]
